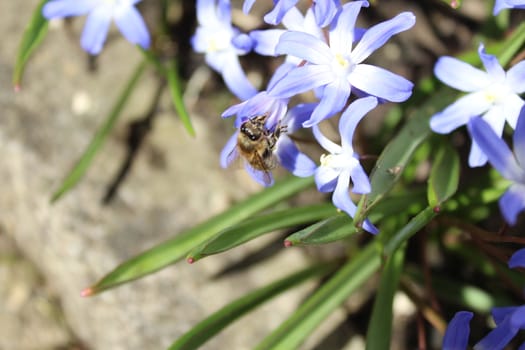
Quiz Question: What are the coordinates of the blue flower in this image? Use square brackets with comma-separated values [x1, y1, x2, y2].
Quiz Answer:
[467, 108, 525, 225]
[192, 0, 257, 100]
[313, 97, 378, 234]
[269, 1, 415, 127]
[430, 43, 525, 167]
[442, 311, 473, 350]
[42, 0, 150, 55]
[249, 6, 324, 61]
[242, 0, 299, 25]
[220, 63, 316, 186]
[312, 0, 341, 27]
[494, 0, 525, 15]
[443, 248, 525, 350]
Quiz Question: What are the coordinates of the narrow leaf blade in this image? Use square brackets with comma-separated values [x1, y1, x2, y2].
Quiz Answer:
[427, 143, 460, 207]
[51, 60, 148, 202]
[167, 59, 195, 136]
[365, 244, 406, 350]
[84, 176, 315, 295]
[255, 242, 382, 350]
[169, 262, 336, 350]
[13, 0, 49, 88]
[187, 203, 336, 262]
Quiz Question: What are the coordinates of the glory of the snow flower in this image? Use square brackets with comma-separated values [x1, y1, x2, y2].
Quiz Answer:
[43, 0, 150, 55]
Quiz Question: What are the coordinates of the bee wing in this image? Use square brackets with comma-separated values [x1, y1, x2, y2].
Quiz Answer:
[244, 162, 274, 187]
[220, 132, 239, 168]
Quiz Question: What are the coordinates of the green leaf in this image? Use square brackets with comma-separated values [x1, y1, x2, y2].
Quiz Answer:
[256, 206, 436, 349]
[496, 21, 525, 67]
[284, 214, 355, 246]
[427, 143, 460, 207]
[384, 206, 436, 256]
[13, 0, 49, 88]
[187, 203, 336, 263]
[287, 192, 426, 246]
[51, 60, 148, 202]
[255, 242, 382, 350]
[355, 91, 456, 223]
[365, 244, 406, 350]
[168, 262, 336, 350]
[167, 58, 195, 136]
[84, 176, 315, 295]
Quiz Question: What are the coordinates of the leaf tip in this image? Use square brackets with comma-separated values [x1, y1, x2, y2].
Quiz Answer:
[284, 240, 293, 247]
[80, 287, 94, 297]
[187, 257, 195, 264]
[13, 84, 21, 93]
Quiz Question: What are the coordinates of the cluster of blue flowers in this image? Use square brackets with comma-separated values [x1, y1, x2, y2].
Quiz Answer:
[443, 248, 525, 350]
[41, 0, 525, 347]
[196, 0, 416, 235]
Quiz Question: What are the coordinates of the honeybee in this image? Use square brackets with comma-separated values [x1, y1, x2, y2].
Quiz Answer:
[227, 114, 285, 185]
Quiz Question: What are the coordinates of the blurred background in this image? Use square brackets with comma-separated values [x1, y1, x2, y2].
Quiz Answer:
[0, 1, 521, 349]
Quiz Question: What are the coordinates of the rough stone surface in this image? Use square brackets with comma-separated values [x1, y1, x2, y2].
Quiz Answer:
[0, 1, 315, 349]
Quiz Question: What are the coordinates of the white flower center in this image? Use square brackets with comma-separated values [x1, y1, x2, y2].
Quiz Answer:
[206, 29, 232, 53]
[482, 83, 512, 105]
[320, 153, 358, 171]
[331, 53, 354, 75]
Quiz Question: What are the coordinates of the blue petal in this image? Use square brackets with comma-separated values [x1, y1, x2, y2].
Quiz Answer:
[216, 0, 231, 23]
[328, 1, 368, 54]
[312, 125, 342, 155]
[114, 5, 150, 49]
[509, 248, 525, 269]
[467, 117, 524, 182]
[242, 0, 256, 13]
[492, 307, 519, 325]
[332, 170, 377, 234]
[509, 305, 525, 329]
[268, 62, 295, 92]
[442, 311, 473, 350]
[513, 106, 525, 168]
[468, 139, 488, 168]
[506, 61, 525, 94]
[244, 163, 274, 187]
[197, 0, 230, 25]
[502, 93, 524, 129]
[312, 0, 340, 27]
[315, 166, 338, 192]
[474, 316, 518, 350]
[284, 103, 316, 132]
[339, 96, 378, 151]
[80, 6, 112, 55]
[276, 31, 333, 64]
[350, 164, 371, 194]
[232, 33, 254, 53]
[433, 57, 489, 92]
[250, 29, 285, 56]
[268, 64, 334, 99]
[430, 93, 491, 134]
[42, 0, 96, 19]
[221, 56, 258, 100]
[351, 12, 415, 64]
[263, 0, 299, 25]
[220, 132, 239, 168]
[276, 136, 317, 177]
[332, 169, 355, 216]
[499, 184, 525, 226]
[350, 64, 413, 102]
[303, 78, 351, 127]
[478, 43, 505, 80]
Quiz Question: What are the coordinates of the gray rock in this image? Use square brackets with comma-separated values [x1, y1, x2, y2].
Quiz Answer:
[0, 1, 315, 349]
